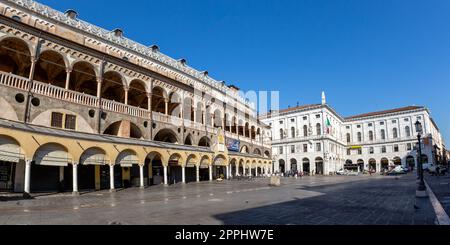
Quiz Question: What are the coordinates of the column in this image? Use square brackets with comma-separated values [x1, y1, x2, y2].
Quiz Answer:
[23, 160, 31, 198]
[147, 93, 152, 111]
[65, 69, 72, 90]
[165, 99, 169, 115]
[243, 165, 247, 176]
[163, 165, 168, 185]
[193, 107, 197, 123]
[109, 165, 115, 191]
[182, 166, 186, 184]
[72, 163, 79, 195]
[209, 165, 213, 181]
[226, 165, 229, 179]
[255, 167, 258, 177]
[96, 78, 102, 98]
[124, 87, 129, 105]
[139, 165, 144, 188]
[28, 58, 37, 81]
[202, 111, 206, 125]
[196, 165, 200, 182]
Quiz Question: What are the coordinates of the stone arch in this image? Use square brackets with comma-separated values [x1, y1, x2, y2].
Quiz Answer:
[264, 150, 270, 158]
[35, 50, 68, 88]
[31, 108, 94, 134]
[151, 86, 167, 113]
[168, 91, 181, 117]
[33, 143, 72, 166]
[200, 155, 211, 166]
[253, 148, 262, 156]
[213, 109, 222, 128]
[393, 157, 402, 166]
[103, 120, 143, 139]
[102, 70, 126, 102]
[198, 136, 211, 147]
[183, 97, 194, 121]
[0, 134, 25, 162]
[186, 153, 199, 167]
[315, 157, 324, 175]
[240, 145, 249, 154]
[128, 79, 148, 109]
[69, 61, 98, 96]
[184, 134, 193, 145]
[278, 159, 286, 173]
[168, 152, 184, 166]
[154, 128, 179, 144]
[0, 36, 32, 77]
[302, 158, 310, 174]
[0, 97, 19, 121]
[115, 149, 139, 166]
[79, 147, 110, 165]
[290, 158, 298, 172]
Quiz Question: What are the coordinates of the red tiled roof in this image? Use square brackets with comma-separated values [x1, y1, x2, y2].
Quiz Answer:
[345, 106, 424, 120]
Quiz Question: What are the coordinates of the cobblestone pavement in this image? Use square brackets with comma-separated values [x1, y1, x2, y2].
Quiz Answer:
[425, 173, 450, 218]
[0, 174, 436, 225]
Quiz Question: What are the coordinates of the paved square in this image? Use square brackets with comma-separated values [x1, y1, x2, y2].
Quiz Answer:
[0, 174, 436, 225]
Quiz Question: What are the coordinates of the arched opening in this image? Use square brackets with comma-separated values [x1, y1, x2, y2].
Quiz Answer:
[315, 157, 324, 175]
[406, 156, 415, 170]
[369, 159, 377, 172]
[213, 155, 227, 179]
[302, 158, 310, 174]
[264, 150, 270, 158]
[154, 129, 178, 144]
[253, 148, 261, 156]
[168, 92, 181, 117]
[199, 156, 211, 181]
[168, 153, 182, 185]
[79, 147, 109, 190]
[185, 154, 198, 183]
[184, 134, 193, 145]
[381, 158, 389, 172]
[128, 80, 148, 109]
[35, 50, 67, 88]
[115, 149, 139, 188]
[238, 119, 244, 136]
[103, 121, 142, 139]
[290, 158, 297, 172]
[0, 135, 24, 192]
[196, 102, 203, 124]
[146, 152, 163, 186]
[240, 145, 249, 154]
[238, 160, 244, 175]
[69, 61, 97, 96]
[251, 126, 256, 140]
[357, 159, 364, 172]
[278, 159, 285, 174]
[345, 159, 357, 171]
[213, 109, 222, 128]
[393, 157, 402, 166]
[198, 136, 211, 147]
[224, 113, 231, 132]
[182, 97, 194, 121]
[245, 122, 250, 138]
[32, 143, 72, 192]
[102, 71, 125, 102]
[0, 37, 31, 77]
[151, 86, 166, 113]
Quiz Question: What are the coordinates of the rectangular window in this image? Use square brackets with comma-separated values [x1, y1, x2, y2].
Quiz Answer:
[382, 146, 387, 153]
[392, 120, 397, 123]
[358, 148, 362, 155]
[64, 114, 76, 130]
[51, 112, 63, 128]
[316, 114, 321, 118]
[369, 147, 374, 154]
[290, 145, 295, 154]
[279, 146, 283, 154]
[368, 123, 373, 127]
[316, 143, 321, 152]
[279, 121, 283, 124]
[346, 126, 350, 129]
[303, 116, 307, 120]
[394, 145, 399, 152]
[404, 118, 409, 122]
[303, 144, 308, 153]
[357, 125, 361, 128]
[380, 122, 385, 125]
[407, 143, 412, 151]
[290, 118, 295, 123]
[347, 149, 351, 155]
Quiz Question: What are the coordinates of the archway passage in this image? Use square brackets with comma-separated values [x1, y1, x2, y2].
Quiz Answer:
[102, 71, 125, 102]
[168, 92, 181, 117]
[344, 159, 357, 171]
[0, 37, 31, 77]
[302, 158, 310, 174]
[146, 152, 163, 186]
[238, 161, 244, 176]
[78, 147, 109, 190]
[128, 80, 148, 109]
[198, 136, 211, 147]
[406, 156, 415, 171]
[168, 154, 182, 185]
[393, 157, 402, 166]
[381, 158, 389, 172]
[35, 50, 67, 88]
[357, 159, 364, 172]
[0, 135, 23, 192]
[69, 61, 97, 96]
[369, 159, 377, 173]
[278, 159, 285, 174]
[154, 129, 178, 144]
[151, 86, 166, 113]
[315, 157, 324, 175]
[290, 158, 298, 172]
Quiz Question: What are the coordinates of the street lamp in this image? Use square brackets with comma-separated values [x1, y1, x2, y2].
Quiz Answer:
[415, 120, 427, 197]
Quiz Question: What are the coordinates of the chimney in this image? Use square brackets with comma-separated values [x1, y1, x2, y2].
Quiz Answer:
[64, 9, 78, 19]
[112, 28, 124, 38]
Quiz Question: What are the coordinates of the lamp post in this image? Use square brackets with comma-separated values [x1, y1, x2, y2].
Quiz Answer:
[415, 120, 427, 197]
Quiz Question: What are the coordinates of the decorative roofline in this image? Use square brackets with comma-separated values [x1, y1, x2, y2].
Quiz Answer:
[6, 0, 253, 108]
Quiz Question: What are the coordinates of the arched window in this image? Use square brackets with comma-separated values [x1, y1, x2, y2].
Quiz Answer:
[316, 123, 321, 135]
[393, 128, 398, 138]
[303, 125, 308, 137]
[357, 132, 362, 142]
[369, 131, 374, 141]
[405, 126, 411, 137]
[346, 133, 351, 143]
[291, 127, 296, 138]
[280, 129, 284, 139]
[380, 129, 386, 140]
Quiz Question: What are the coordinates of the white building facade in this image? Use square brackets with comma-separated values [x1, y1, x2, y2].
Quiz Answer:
[260, 94, 446, 175]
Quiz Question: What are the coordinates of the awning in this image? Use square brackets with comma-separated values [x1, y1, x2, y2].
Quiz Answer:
[0, 140, 23, 163]
[116, 151, 139, 167]
[199, 165, 209, 169]
[34, 145, 71, 166]
[80, 152, 109, 165]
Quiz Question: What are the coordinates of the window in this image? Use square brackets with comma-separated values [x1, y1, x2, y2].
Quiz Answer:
[51, 112, 63, 128]
[280, 129, 284, 139]
[290, 118, 295, 123]
[279, 146, 283, 154]
[393, 128, 398, 138]
[303, 144, 308, 153]
[358, 148, 362, 155]
[316, 114, 321, 119]
[357, 132, 362, 142]
[380, 129, 386, 140]
[346, 126, 350, 129]
[369, 131, 374, 141]
[279, 121, 283, 124]
[347, 149, 351, 155]
[394, 144, 399, 152]
[303, 125, 308, 137]
[291, 127, 296, 138]
[380, 122, 385, 125]
[346, 133, 351, 143]
[407, 143, 412, 151]
[381, 146, 387, 153]
[303, 116, 307, 120]
[392, 120, 397, 123]
[368, 123, 373, 127]
[404, 118, 409, 122]
[65, 114, 77, 130]
[369, 147, 374, 154]
[316, 123, 321, 135]
[405, 126, 411, 137]
[357, 125, 361, 128]
[417, 116, 422, 120]
[290, 145, 295, 154]
[316, 143, 322, 152]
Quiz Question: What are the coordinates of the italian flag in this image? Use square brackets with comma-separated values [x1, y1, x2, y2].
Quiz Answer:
[326, 118, 331, 134]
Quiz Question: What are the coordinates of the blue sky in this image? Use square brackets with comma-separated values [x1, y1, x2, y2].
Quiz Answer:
[40, 0, 450, 143]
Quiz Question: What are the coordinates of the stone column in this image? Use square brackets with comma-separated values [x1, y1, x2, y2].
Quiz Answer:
[109, 165, 115, 191]
[182, 165, 186, 184]
[139, 165, 144, 188]
[96, 78, 102, 98]
[165, 98, 169, 115]
[124, 87, 129, 105]
[23, 160, 31, 198]
[209, 165, 213, 181]
[163, 165, 168, 185]
[196, 165, 200, 182]
[65, 69, 72, 90]
[226, 165, 229, 179]
[193, 107, 197, 123]
[72, 163, 79, 195]
[147, 93, 152, 111]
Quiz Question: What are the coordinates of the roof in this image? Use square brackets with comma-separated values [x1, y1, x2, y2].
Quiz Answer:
[345, 106, 425, 120]
[260, 104, 321, 118]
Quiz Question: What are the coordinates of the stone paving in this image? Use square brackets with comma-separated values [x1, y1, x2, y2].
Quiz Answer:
[425, 172, 450, 219]
[0, 174, 437, 225]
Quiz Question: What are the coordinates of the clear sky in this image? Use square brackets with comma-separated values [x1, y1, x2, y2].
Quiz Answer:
[39, 0, 450, 143]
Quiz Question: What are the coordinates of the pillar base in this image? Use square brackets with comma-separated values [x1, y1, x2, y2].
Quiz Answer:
[72, 191, 80, 196]
[109, 189, 116, 193]
[416, 190, 428, 198]
[22, 192, 32, 199]
[139, 186, 145, 189]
